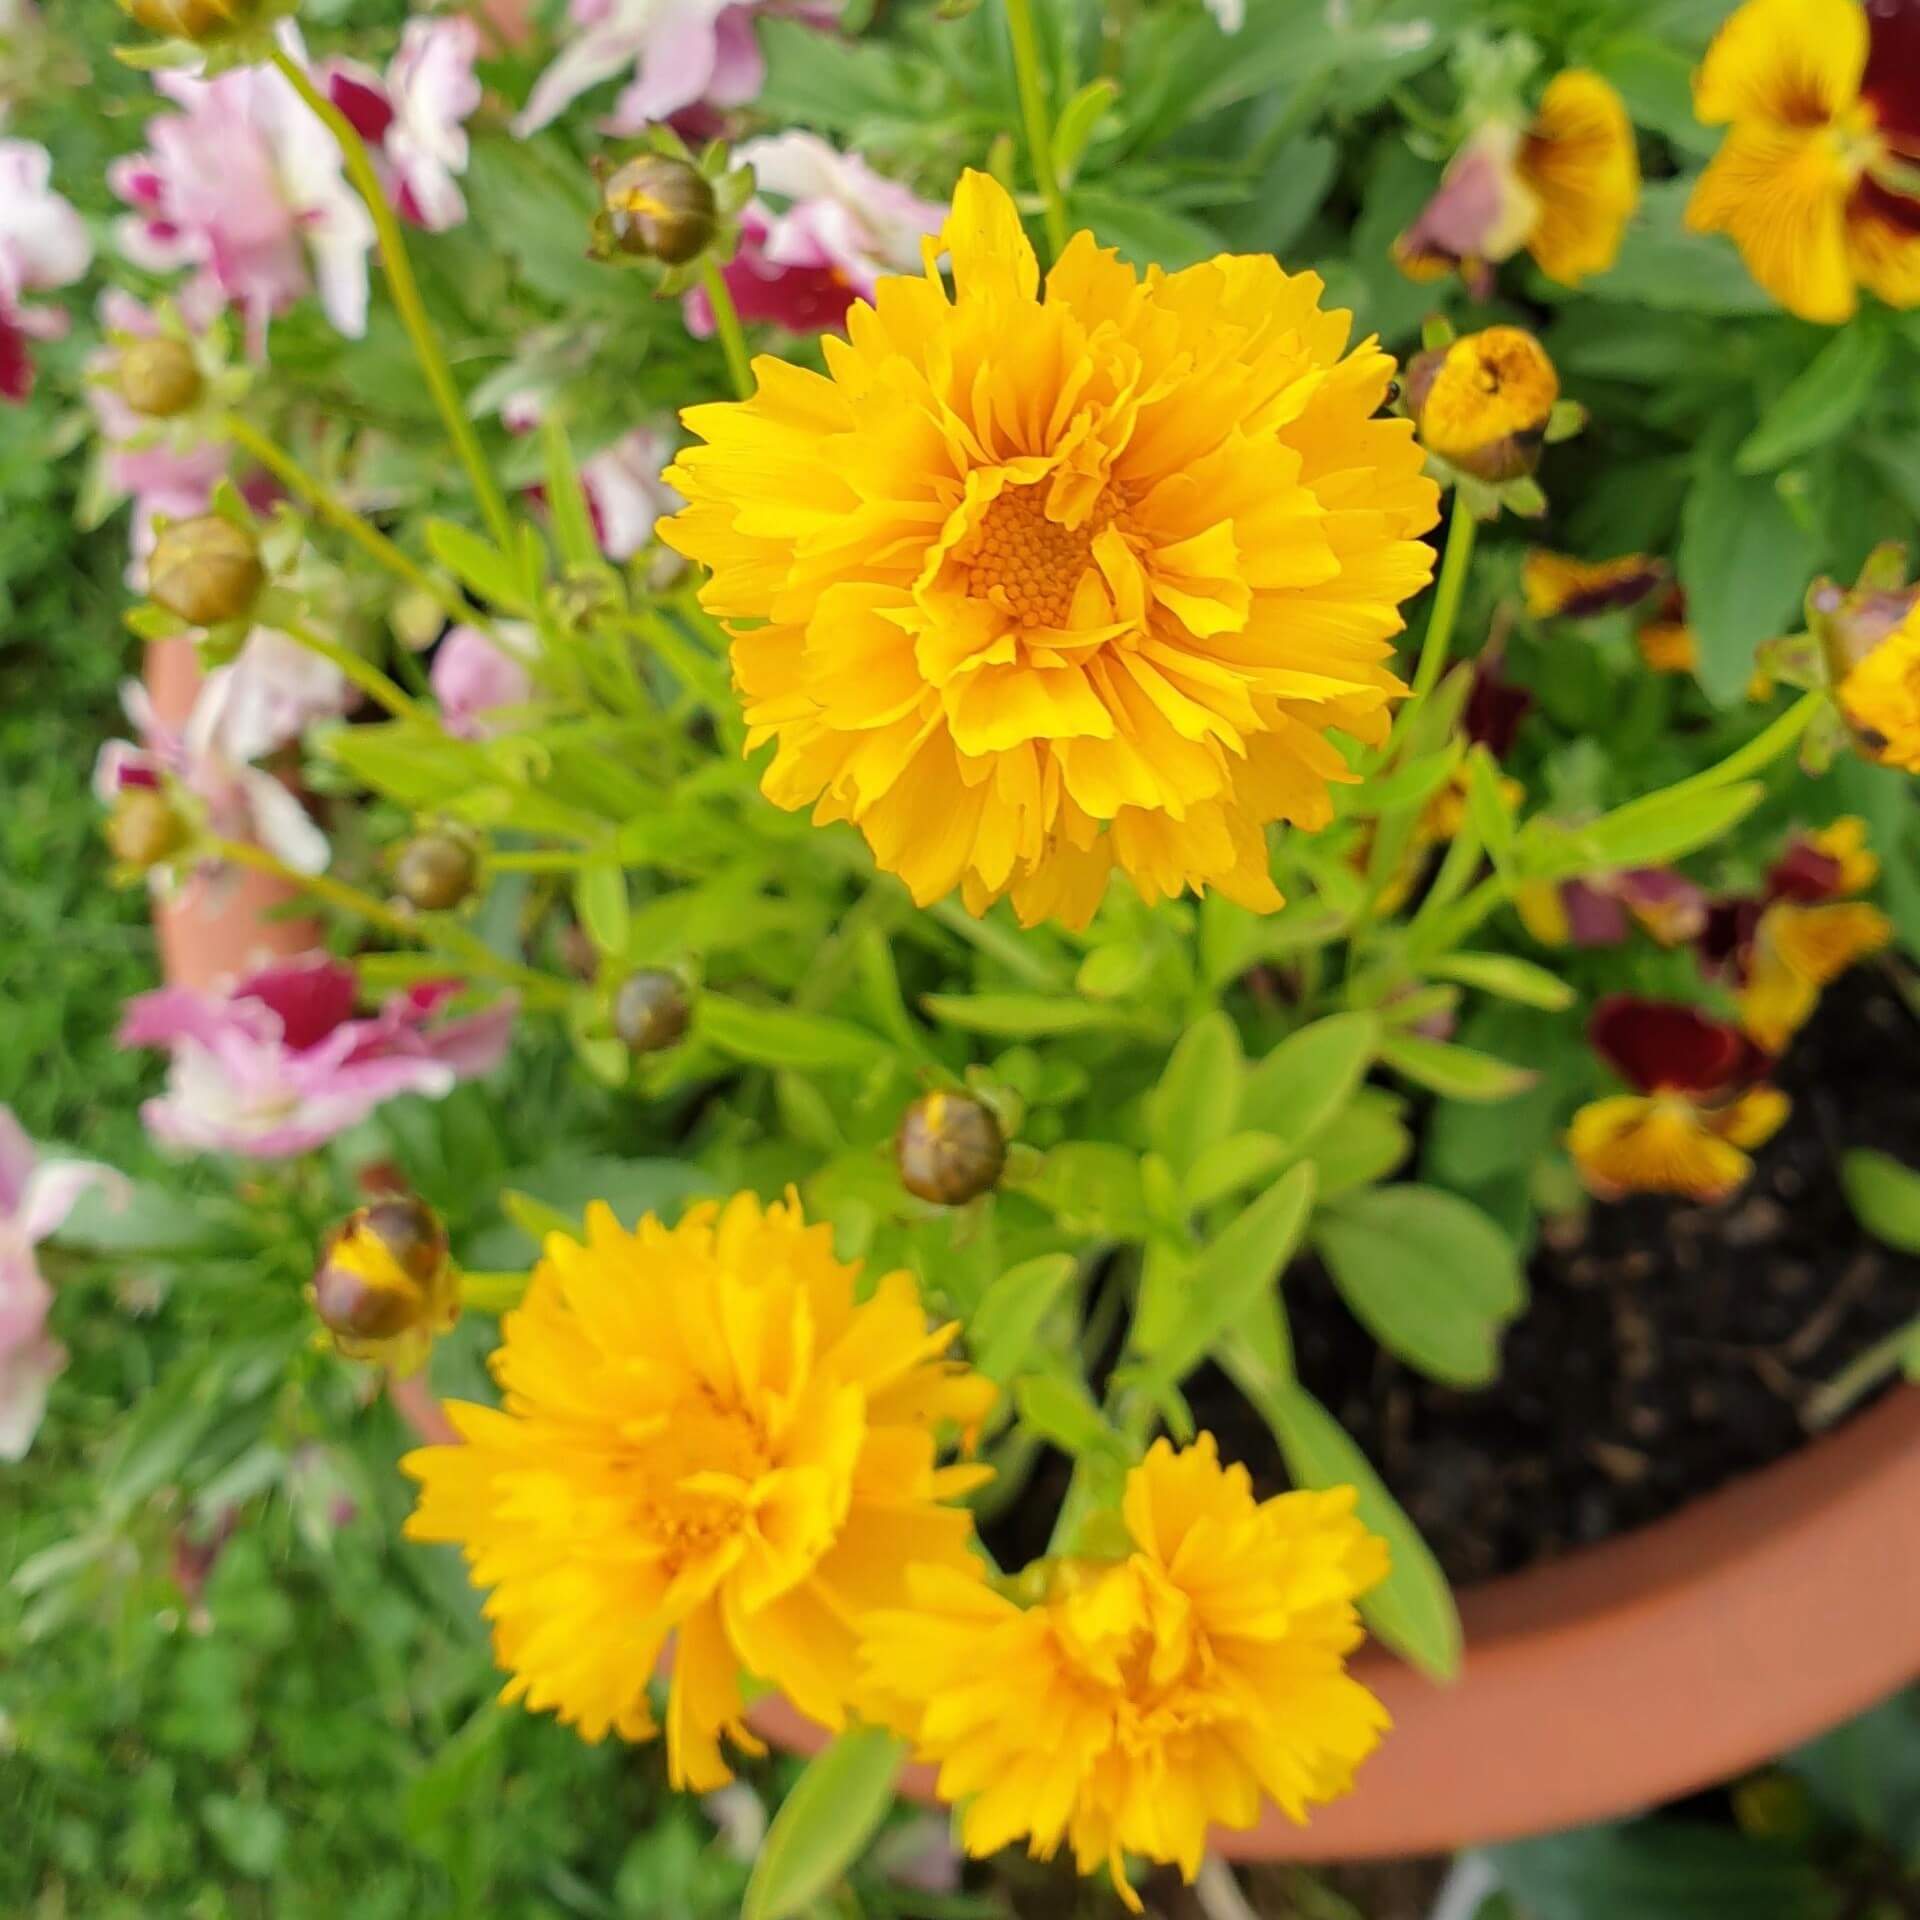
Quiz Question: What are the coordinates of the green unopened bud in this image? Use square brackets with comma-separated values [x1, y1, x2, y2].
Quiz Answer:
[612, 968, 692, 1054]
[311, 1198, 458, 1370]
[895, 1090, 1006, 1206]
[393, 833, 478, 912]
[598, 156, 717, 265]
[148, 515, 264, 628]
[119, 0, 269, 41]
[117, 338, 203, 419]
[106, 786, 189, 870]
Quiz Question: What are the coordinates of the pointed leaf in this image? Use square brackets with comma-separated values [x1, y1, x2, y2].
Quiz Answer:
[741, 1727, 905, 1920]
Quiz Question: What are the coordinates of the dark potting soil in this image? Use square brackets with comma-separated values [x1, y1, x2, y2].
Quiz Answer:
[1257, 965, 1920, 1585]
[983, 967, 1920, 1587]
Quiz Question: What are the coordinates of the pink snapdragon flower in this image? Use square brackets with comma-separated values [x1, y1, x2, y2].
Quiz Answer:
[111, 27, 374, 345]
[0, 1107, 125, 1460]
[683, 131, 942, 339]
[95, 675, 332, 882]
[0, 138, 91, 405]
[324, 17, 482, 233]
[431, 622, 535, 739]
[120, 955, 514, 1159]
[514, 0, 764, 136]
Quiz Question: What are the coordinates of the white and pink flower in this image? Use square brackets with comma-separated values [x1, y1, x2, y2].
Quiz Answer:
[0, 138, 91, 405]
[120, 955, 514, 1160]
[514, 0, 765, 137]
[111, 27, 374, 345]
[683, 131, 941, 340]
[0, 1107, 124, 1460]
[430, 622, 536, 740]
[95, 674, 333, 883]
[324, 17, 482, 233]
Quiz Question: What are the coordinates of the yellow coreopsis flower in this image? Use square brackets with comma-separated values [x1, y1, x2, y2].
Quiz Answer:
[1839, 603, 1920, 771]
[662, 170, 1440, 929]
[858, 1434, 1390, 1910]
[402, 1191, 994, 1788]
[1686, 0, 1920, 323]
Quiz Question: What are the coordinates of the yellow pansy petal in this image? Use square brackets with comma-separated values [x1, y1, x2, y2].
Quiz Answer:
[1568, 1094, 1757, 1202]
[1692, 0, 1867, 127]
[1521, 70, 1641, 285]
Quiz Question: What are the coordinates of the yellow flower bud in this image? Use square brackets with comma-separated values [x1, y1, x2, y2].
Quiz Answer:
[106, 786, 189, 870]
[311, 1199, 458, 1372]
[612, 968, 692, 1054]
[117, 338, 203, 419]
[895, 1090, 1005, 1206]
[393, 833, 479, 912]
[119, 0, 269, 41]
[1407, 325, 1559, 482]
[147, 515, 265, 628]
[597, 156, 718, 266]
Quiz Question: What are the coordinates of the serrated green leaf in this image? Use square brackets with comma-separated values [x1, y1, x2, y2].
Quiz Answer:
[741, 1727, 904, 1920]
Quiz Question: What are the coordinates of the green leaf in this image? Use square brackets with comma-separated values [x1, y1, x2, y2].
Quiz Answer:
[1184, 1131, 1293, 1207]
[1051, 77, 1119, 183]
[1379, 1032, 1536, 1103]
[1491, 1822, 1832, 1920]
[425, 519, 536, 615]
[1144, 1011, 1243, 1180]
[1135, 1164, 1317, 1388]
[1736, 323, 1888, 474]
[1014, 1372, 1126, 1461]
[574, 859, 630, 957]
[969, 1254, 1079, 1384]
[698, 995, 890, 1070]
[1306, 1092, 1413, 1197]
[1840, 1148, 1920, 1255]
[1240, 1012, 1380, 1151]
[539, 418, 602, 570]
[1427, 952, 1576, 1012]
[921, 992, 1149, 1038]
[1580, 179, 1776, 315]
[1678, 452, 1818, 704]
[1464, 744, 1517, 881]
[1015, 1141, 1151, 1238]
[1789, 1692, 1920, 1856]
[1223, 1372, 1461, 1680]
[55, 1179, 238, 1256]
[741, 1727, 904, 1920]
[1314, 1185, 1525, 1386]
[1564, 780, 1767, 872]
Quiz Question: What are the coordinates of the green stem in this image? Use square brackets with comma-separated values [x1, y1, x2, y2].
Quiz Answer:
[1410, 491, 1477, 703]
[1805, 1314, 1920, 1429]
[460, 1269, 531, 1313]
[269, 46, 516, 554]
[700, 259, 753, 402]
[205, 836, 572, 1009]
[1003, 0, 1071, 260]
[283, 619, 422, 726]
[223, 414, 472, 627]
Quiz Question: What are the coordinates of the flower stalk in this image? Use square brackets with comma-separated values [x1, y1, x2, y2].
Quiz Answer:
[1002, 0, 1070, 260]
[699, 259, 753, 402]
[267, 45, 516, 554]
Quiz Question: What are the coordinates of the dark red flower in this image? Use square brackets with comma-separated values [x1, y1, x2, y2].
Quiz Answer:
[1463, 651, 1535, 759]
[1589, 994, 1768, 1097]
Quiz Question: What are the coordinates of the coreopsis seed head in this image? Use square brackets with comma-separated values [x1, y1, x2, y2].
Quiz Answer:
[115, 337, 203, 419]
[105, 785, 189, 871]
[119, 0, 270, 40]
[1407, 325, 1559, 482]
[596, 155, 717, 265]
[311, 1197, 458, 1371]
[402, 1191, 995, 1786]
[858, 1433, 1390, 1910]
[393, 832, 478, 912]
[147, 514, 264, 628]
[611, 968, 692, 1054]
[895, 1090, 1006, 1206]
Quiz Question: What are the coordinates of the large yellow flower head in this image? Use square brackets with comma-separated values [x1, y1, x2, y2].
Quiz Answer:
[402, 1191, 994, 1789]
[858, 1434, 1390, 1909]
[1685, 0, 1920, 323]
[662, 171, 1440, 929]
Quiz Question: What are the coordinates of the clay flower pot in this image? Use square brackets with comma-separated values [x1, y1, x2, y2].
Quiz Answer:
[145, 638, 319, 990]
[148, 731, 1920, 1858]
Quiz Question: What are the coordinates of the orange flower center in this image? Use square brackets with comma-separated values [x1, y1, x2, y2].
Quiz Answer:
[961, 481, 1126, 629]
[629, 1390, 773, 1569]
